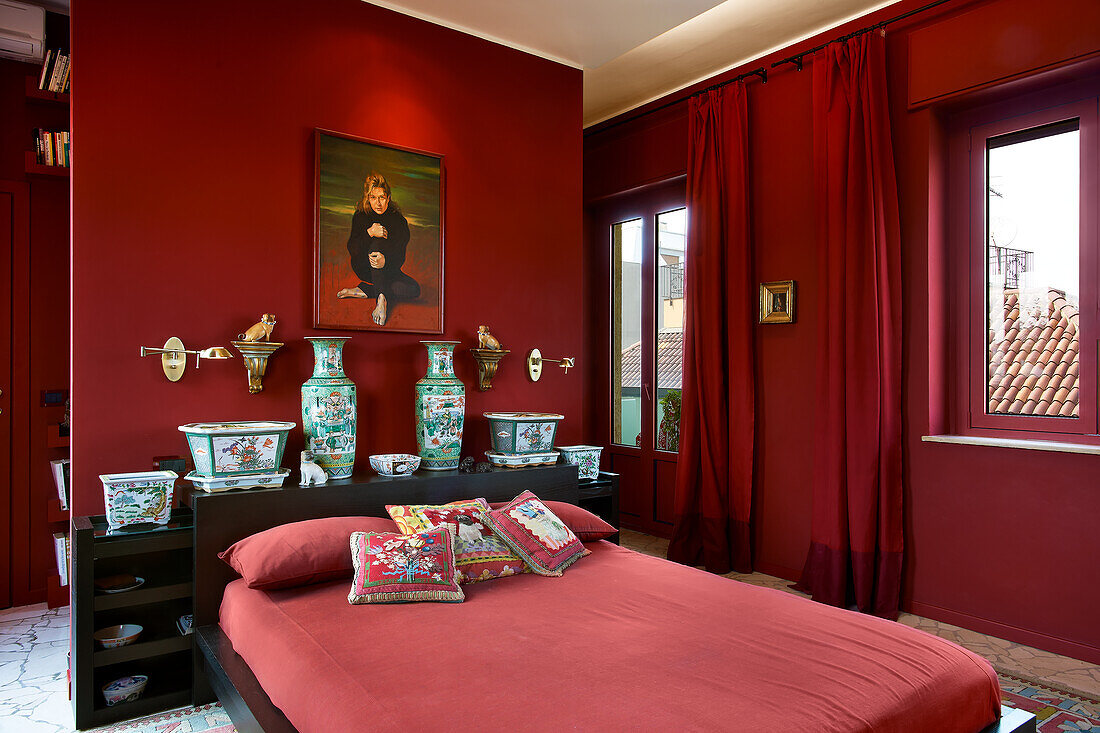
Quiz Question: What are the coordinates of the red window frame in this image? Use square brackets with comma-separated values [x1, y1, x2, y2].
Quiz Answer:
[955, 96, 1099, 440]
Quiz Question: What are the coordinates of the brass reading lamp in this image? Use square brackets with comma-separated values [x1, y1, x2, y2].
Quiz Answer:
[139, 337, 233, 382]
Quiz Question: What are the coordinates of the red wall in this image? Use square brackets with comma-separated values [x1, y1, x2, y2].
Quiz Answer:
[585, 0, 1100, 662]
[1, 9, 71, 606]
[70, 1, 584, 515]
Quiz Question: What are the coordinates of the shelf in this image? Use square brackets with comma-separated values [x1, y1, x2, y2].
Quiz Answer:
[89, 690, 190, 727]
[95, 582, 191, 612]
[47, 499, 70, 523]
[25, 151, 69, 179]
[94, 634, 191, 668]
[47, 423, 70, 447]
[25, 76, 69, 104]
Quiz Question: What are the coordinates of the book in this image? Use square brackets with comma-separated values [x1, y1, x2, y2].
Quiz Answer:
[50, 458, 70, 510]
[52, 532, 69, 586]
[38, 49, 53, 90]
[60, 56, 70, 93]
[47, 53, 65, 94]
[55, 54, 70, 94]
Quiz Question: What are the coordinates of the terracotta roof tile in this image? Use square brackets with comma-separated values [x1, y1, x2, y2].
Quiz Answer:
[988, 289, 1079, 418]
[620, 331, 683, 390]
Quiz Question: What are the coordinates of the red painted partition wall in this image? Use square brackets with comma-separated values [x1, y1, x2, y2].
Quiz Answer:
[70, 1, 584, 515]
[585, 0, 1100, 662]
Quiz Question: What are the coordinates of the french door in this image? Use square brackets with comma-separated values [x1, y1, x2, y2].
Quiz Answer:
[0, 184, 20, 608]
[593, 178, 686, 538]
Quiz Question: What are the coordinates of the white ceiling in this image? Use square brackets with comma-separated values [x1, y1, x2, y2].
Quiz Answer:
[364, 0, 902, 126]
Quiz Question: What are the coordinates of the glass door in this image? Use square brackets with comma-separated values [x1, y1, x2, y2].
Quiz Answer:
[598, 178, 686, 537]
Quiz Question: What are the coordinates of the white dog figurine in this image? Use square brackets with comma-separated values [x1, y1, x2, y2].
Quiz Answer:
[299, 450, 328, 487]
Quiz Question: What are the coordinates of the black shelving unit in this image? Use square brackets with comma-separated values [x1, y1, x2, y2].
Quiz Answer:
[578, 471, 620, 543]
[71, 509, 196, 729]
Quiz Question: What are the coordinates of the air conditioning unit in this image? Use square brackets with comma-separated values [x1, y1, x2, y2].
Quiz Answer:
[0, 0, 45, 63]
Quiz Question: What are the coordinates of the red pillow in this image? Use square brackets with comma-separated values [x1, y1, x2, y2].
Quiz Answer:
[483, 491, 588, 576]
[219, 516, 398, 590]
[488, 500, 616, 542]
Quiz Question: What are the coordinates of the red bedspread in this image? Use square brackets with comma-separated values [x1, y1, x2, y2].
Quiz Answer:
[220, 541, 1000, 732]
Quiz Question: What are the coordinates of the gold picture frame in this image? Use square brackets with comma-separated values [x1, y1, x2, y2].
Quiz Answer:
[759, 280, 796, 324]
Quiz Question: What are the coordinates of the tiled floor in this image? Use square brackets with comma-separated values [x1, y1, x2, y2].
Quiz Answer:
[2, 534, 1098, 732]
[0, 603, 72, 733]
[621, 529, 1100, 701]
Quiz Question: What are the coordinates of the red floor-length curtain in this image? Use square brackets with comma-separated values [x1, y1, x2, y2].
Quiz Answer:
[666, 82, 754, 574]
[796, 32, 904, 619]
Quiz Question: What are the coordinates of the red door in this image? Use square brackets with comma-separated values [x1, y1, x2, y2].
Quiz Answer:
[591, 178, 686, 538]
[0, 187, 14, 608]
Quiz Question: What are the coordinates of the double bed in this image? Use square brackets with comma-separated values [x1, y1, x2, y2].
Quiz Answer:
[190, 465, 1036, 732]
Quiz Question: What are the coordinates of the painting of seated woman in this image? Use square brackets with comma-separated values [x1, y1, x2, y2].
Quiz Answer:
[314, 129, 443, 333]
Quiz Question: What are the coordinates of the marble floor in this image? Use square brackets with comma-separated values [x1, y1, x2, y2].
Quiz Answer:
[621, 529, 1100, 702]
[2, 535, 1098, 732]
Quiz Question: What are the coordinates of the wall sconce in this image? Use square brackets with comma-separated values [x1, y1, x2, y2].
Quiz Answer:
[139, 337, 233, 382]
[469, 348, 510, 391]
[231, 340, 284, 394]
[526, 348, 574, 382]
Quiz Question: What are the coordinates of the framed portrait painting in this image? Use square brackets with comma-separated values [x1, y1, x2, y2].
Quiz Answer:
[759, 280, 796, 324]
[314, 129, 444, 333]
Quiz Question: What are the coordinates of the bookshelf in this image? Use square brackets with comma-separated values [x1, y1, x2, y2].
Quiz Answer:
[25, 75, 68, 104]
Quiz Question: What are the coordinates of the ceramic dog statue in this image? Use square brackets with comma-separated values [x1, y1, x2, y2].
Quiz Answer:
[299, 450, 327, 486]
[239, 314, 276, 342]
[477, 326, 503, 351]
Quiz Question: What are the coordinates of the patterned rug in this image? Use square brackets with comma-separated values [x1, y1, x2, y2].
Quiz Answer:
[1000, 674, 1100, 732]
[89, 703, 234, 733]
[85, 676, 1099, 733]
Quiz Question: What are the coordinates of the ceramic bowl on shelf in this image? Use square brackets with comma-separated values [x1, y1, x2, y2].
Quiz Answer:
[483, 412, 564, 455]
[556, 445, 604, 480]
[99, 471, 177, 530]
[178, 421, 295, 479]
[93, 624, 143, 649]
[102, 675, 148, 706]
[485, 450, 559, 469]
[369, 454, 421, 477]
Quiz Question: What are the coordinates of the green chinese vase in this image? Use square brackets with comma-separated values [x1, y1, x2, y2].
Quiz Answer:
[415, 341, 464, 470]
[301, 337, 356, 478]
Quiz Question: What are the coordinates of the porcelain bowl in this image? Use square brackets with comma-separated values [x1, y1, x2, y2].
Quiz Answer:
[94, 624, 143, 649]
[178, 421, 295, 478]
[556, 445, 604, 480]
[483, 412, 565, 455]
[102, 675, 148, 706]
[369, 453, 421, 477]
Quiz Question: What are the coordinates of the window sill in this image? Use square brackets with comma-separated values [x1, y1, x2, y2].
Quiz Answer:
[921, 434, 1100, 455]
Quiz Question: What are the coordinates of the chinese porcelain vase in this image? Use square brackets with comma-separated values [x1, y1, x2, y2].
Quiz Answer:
[301, 337, 357, 478]
[415, 341, 465, 470]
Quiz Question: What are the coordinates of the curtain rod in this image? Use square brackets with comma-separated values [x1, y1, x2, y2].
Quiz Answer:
[586, 0, 957, 136]
[771, 0, 956, 70]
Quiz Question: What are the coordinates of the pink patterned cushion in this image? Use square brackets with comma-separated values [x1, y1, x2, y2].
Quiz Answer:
[386, 500, 527, 583]
[483, 491, 587, 576]
[348, 528, 464, 604]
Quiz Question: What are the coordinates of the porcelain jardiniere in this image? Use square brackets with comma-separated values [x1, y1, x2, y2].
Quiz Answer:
[99, 471, 178, 530]
[415, 341, 465, 470]
[301, 337, 357, 478]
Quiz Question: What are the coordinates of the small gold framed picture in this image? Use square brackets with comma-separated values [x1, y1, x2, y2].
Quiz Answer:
[759, 280, 796, 324]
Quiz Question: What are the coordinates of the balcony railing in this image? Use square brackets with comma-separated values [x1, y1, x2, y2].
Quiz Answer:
[659, 262, 684, 300]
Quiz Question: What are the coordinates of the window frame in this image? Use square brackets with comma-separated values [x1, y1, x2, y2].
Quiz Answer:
[960, 97, 1099, 438]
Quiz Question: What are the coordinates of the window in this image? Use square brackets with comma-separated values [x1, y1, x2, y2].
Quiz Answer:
[962, 97, 1098, 437]
[611, 208, 687, 451]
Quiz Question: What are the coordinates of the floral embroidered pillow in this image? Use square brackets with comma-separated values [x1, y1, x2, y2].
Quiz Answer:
[386, 500, 527, 583]
[348, 528, 464, 604]
[483, 491, 587, 577]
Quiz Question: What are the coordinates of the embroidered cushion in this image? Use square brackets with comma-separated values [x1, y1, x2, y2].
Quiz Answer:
[386, 500, 527, 583]
[348, 527, 464, 604]
[219, 516, 399, 590]
[488, 500, 617, 542]
[483, 491, 588, 576]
